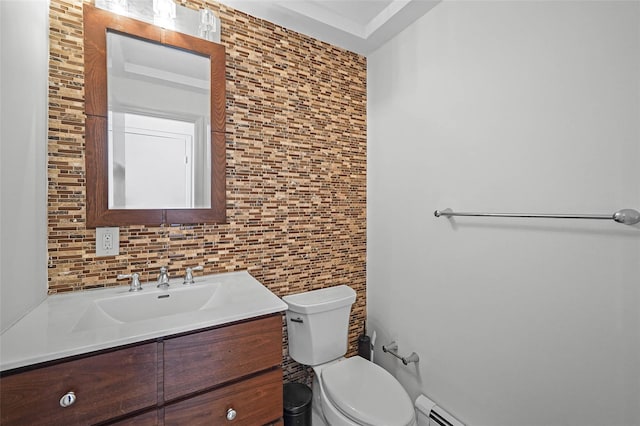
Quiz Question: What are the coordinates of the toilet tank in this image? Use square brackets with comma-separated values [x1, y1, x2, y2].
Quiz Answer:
[283, 285, 356, 366]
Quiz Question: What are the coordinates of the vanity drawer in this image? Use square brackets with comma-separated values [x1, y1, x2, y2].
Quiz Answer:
[164, 369, 282, 426]
[0, 343, 157, 426]
[163, 315, 282, 401]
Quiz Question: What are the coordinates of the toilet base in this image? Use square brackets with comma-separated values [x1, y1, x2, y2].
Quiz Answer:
[312, 404, 327, 426]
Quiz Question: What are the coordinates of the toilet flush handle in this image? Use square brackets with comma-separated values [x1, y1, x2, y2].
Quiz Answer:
[290, 317, 303, 323]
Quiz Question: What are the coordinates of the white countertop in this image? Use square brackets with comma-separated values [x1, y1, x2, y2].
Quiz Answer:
[0, 271, 287, 372]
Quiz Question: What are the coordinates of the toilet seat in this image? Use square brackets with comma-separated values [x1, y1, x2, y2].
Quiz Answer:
[321, 357, 415, 426]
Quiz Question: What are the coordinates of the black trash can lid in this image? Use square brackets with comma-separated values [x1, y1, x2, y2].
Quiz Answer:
[283, 383, 312, 415]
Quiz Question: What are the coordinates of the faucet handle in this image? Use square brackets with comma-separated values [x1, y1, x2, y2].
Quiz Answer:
[183, 265, 204, 285]
[117, 272, 142, 292]
[157, 266, 170, 288]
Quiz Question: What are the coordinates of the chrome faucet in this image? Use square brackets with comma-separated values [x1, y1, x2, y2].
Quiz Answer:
[117, 272, 142, 292]
[183, 265, 204, 285]
[157, 266, 170, 289]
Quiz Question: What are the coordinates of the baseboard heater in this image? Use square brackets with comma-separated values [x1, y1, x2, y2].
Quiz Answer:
[415, 394, 465, 426]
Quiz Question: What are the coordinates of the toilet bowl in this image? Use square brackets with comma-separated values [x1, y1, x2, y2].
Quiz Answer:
[283, 286, 416, 426]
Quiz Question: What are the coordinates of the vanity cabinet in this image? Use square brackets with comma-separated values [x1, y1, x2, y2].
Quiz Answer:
[0, 315, 283, 426]
[109, 409, 160, 425]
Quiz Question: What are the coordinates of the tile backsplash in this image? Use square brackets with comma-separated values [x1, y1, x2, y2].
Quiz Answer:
[48, 0, 366, 382]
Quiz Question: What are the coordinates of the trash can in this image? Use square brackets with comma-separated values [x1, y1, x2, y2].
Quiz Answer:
[283, 382, 312, 426]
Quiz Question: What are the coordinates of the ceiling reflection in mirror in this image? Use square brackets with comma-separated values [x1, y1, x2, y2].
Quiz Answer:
[106, 31, 211, 209]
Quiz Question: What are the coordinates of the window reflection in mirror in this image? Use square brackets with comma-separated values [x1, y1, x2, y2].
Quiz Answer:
[106, 31, 211, 210]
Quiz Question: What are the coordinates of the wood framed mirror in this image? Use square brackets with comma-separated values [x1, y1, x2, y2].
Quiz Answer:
[83, 3, 226, 227]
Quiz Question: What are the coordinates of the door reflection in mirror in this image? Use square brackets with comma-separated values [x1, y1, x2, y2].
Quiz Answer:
[106, 30, 211, 210]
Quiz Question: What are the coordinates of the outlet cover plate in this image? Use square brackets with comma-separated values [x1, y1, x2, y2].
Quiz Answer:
[96, 227, 120, 257]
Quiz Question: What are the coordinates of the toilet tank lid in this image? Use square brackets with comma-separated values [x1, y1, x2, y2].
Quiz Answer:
[283, 285, 356, 314]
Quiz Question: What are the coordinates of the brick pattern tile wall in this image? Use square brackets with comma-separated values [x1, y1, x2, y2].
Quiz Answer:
[48, 0, 367, 383]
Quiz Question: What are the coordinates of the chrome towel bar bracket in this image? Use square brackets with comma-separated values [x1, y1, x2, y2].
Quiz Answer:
[434, 208, 640, 226]
[382, 341, 420, 365]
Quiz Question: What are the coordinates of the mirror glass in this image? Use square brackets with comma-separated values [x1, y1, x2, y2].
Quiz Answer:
[106, 31, 211, 209]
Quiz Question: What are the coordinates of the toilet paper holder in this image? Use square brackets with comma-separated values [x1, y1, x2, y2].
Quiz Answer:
[382, 341, 419, 365]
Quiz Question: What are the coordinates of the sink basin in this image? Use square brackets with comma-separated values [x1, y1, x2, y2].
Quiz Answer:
[73, 283, 219, 332]
[100, 284, 218, 322]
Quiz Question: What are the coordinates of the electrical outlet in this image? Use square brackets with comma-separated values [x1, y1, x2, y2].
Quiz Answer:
[103, 232, 113, 250]
[96, 227, 119, 257]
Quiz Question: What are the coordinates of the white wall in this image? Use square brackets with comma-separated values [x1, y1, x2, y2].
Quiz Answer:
[0, 0, 49, 332]
[367, 2, 640, 425]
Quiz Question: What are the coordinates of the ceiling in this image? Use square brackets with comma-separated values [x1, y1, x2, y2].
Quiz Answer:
[216, 0, 440, 55]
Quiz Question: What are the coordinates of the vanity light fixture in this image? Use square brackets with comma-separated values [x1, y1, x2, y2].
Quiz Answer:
[101, 0, 128, 15]
[199, 9, 217, 41]
[153, 0, 176, 29]
[94, 0, 221, 42]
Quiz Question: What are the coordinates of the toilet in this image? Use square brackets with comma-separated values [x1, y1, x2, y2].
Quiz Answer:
[283, 285, 416, 426]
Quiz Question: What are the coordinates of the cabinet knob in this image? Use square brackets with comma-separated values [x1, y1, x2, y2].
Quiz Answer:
[226, 407, 237, 421]
[59, 391, 76, 408]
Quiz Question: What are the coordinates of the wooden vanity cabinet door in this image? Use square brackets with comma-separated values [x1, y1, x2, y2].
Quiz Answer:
[163, 315, 282, 401]
[0, 343, 157, 426]
[164, 369, 282, 426]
